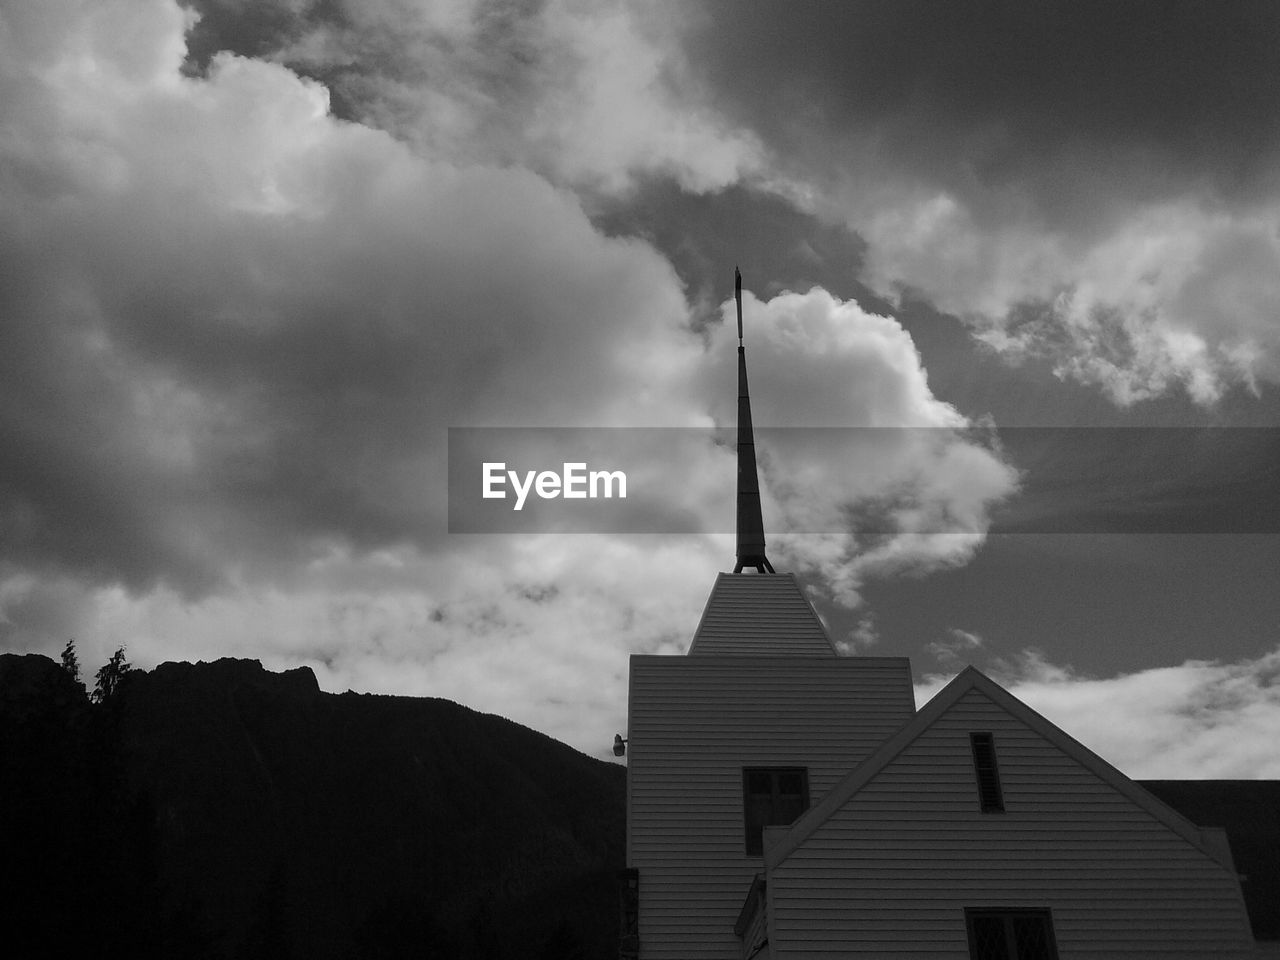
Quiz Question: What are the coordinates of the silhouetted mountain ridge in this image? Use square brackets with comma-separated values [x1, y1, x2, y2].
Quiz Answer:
[0, 653, 624, 959]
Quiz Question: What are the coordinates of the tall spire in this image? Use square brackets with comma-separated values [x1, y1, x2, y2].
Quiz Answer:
[734, 268, 775, 574]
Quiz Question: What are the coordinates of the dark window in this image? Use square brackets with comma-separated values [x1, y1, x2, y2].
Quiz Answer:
[742, 768, 808, 855]
[966, 909, 1058, 960]
[970, 732, 1004, 812]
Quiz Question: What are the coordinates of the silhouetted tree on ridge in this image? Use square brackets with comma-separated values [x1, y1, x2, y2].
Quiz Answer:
[60, 638, 81, 688]
[92, 646, 131, 705]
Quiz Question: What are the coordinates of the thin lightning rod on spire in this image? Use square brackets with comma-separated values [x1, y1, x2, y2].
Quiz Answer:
[734, 268, 775, 575]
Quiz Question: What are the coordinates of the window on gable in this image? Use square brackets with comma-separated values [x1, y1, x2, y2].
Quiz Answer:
[965, 908, 1058, 960]
[969, 732, 1004, 812]
[742, 767, 808, 856]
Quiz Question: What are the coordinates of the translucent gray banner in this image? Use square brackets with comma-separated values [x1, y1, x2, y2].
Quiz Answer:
[447, 427, 1280, 534]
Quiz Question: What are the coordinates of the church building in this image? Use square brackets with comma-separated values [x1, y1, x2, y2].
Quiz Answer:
[619, 272, 1259, 959]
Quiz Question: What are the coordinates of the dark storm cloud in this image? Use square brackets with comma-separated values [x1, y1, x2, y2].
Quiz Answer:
[181, 0, 1280, 201]
[686, 1, 1280, 205]
[180, 0, 326, 73]
[674, 1, 1280, 406]
[181, 0, 559, 128]
[0, 242, 218, 593]
[592, 180, 877, 330]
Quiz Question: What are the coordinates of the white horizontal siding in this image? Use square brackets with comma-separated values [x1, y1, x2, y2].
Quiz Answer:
[768, 686, 1255, 960]
[627, 656, 914, 960]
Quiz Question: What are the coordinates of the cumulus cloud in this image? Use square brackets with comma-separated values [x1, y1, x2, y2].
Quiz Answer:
[926, 627, 985, 669]
[0, 0, 703, 590]
[838, 613, 879, 655]
[918, 647, 1280, 778]
[883, 196, 1280, 407]
[696, 287, 1019, 604]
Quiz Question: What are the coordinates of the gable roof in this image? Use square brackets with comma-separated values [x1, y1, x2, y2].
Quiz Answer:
[763, 666, 1236, 871]
[687, 572, 837, 657]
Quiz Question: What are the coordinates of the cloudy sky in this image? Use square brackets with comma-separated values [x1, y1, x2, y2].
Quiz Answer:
[2, 0, 1278, 776]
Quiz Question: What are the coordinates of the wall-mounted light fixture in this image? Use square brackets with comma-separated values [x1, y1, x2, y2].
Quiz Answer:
[613, 734, 628, 757]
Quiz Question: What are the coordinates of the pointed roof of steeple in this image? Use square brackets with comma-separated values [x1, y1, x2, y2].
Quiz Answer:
[688, 572, 837, 656]
[733, 267, 774, 575]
